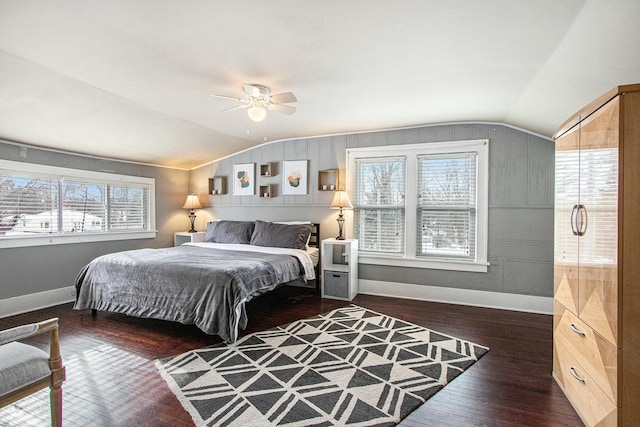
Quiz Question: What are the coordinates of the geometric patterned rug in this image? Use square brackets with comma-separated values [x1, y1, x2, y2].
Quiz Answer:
[155, 305, 489, 426]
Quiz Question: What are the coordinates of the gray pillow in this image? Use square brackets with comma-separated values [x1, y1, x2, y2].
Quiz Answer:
[204, 220, 255, 244]
[250, 220, 312, 250]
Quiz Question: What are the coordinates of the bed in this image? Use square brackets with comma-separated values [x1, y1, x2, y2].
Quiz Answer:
[73, 220, 320, 343]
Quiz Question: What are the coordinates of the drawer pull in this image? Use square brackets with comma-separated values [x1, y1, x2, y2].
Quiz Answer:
[569, 366, 586, 383]
[569, 322, 586, 337]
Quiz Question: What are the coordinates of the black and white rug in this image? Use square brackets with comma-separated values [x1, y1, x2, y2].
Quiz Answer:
[155, 305, 489, 426]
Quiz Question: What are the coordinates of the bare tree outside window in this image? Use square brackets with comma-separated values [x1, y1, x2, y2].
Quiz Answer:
[417, 153, 477, 258]
[110, 186, 148, 230]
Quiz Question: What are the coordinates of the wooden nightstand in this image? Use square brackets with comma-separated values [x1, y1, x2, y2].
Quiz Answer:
[174, 232, 206, 246]
[321, 238, 358, 301]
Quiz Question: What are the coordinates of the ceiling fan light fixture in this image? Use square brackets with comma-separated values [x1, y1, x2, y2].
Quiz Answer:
[248, 105, 266, 122]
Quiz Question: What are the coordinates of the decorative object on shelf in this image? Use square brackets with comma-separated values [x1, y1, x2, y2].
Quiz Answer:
[182, 194, 203, 233]
[232, 163, 255, 195]
[282, 160, 308, 195]
[330, 190, 353, 240]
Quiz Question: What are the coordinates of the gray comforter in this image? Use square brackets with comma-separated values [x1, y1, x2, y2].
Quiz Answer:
[73, 245, 305, 342]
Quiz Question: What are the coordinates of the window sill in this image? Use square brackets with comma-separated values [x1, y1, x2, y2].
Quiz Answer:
[358, 254, 489, 273]
[0, 231, 157, 249]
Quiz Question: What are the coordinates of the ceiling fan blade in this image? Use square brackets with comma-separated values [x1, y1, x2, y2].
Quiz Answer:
[269, 103, 296, 115]
[269, 91, 297, 104]
[242, 84, 263, 98]
[211, 93, 244, 102]
[220, 104, 249, 113]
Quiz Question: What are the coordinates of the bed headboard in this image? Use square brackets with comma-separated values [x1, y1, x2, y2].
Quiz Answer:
[309, 223, 321, 248]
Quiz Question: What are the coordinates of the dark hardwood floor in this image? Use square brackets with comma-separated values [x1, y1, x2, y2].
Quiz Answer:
[0, 287, 583, 427]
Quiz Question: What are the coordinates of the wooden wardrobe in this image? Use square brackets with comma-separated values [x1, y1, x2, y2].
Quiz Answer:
[553, 84, 640, 427]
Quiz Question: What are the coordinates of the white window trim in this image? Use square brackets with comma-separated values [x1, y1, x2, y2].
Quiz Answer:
[0, 159, 156, 248]
[347, 140, 489, 273]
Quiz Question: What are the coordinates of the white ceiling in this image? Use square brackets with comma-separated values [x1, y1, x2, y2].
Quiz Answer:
[1, 0, 639, 169]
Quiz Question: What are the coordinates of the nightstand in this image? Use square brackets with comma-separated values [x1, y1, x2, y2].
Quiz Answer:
[174, 231, 206, 246]
[321, 238, 358, 301]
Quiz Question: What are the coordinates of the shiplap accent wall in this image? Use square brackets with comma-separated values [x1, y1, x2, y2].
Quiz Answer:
[191, 122, 555, 299]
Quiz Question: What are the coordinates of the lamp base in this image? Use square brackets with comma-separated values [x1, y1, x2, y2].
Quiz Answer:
[188, 211, 197, 233]
[336, 212, 345, 240]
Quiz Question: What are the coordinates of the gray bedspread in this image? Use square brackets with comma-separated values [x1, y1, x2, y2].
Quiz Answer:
[73, 245, 304, 342]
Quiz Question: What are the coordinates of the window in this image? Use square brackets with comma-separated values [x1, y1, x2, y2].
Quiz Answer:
[353, 157, 405, 254]
[0, 159, 156, 248]
[347, 140, 488, 272]
[417, 153, 477, 259]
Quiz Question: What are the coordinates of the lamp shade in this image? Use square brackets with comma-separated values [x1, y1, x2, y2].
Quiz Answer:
[329, 191, 353, 209]
[182, 194, 203, 210]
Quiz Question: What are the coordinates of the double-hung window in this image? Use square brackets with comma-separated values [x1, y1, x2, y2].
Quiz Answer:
[353, 157, 406, 254]
[0, 159, 156, 248]
[348, 139, 488, 272]
[417, 152, 477, 259]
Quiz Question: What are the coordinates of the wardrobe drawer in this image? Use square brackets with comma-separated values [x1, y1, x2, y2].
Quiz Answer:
[554, 300, 618, 403]
[553, 340, 617, 427]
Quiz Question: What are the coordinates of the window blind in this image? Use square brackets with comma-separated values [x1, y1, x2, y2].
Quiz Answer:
[353, 157, 405, 254]
[417, 152, 477, 258]
[0, 166, 153, 239]
[109, 185, 149, 230]
[0, 175, 59, 235]
[62, 180, 107, 233]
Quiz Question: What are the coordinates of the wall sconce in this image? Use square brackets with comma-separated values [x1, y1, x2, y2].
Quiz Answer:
[182, 194, 203, 233]
[329, 191, 353, 240]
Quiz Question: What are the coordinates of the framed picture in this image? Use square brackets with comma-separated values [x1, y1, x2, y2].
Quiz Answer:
[282, 160, 308, 195]
[233, 163, 255, 195]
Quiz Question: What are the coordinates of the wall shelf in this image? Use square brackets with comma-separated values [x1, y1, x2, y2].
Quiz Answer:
[318, 169, 338, 191]
[260, 163, 274, 177]
[259, 184, 274, 198]
[208, 176, 227, 195]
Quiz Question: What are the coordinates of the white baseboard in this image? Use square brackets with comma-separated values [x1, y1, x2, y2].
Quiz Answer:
[0, 286, 76, 318]
[358, 280, 553, 315]
[0, 281, 553, 319]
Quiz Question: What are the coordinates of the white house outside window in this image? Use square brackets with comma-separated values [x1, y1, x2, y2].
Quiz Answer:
[347, 139, 488, 272]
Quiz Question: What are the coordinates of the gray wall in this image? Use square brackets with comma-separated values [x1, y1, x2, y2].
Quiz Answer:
[0, 140, 189, 300]
[191, 123, 555, 297]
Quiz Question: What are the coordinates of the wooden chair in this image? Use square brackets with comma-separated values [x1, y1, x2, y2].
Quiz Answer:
[0, 318, 66, 427]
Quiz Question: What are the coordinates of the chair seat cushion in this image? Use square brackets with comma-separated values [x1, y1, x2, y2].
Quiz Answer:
[0, 342, 51, 396]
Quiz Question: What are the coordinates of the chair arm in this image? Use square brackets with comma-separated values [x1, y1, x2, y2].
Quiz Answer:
[0, 318, 59, 346]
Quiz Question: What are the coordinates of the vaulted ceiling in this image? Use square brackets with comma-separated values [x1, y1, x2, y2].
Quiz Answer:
[1, 1, 639, 169]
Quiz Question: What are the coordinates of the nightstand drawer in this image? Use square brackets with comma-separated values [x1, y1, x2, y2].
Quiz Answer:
[323, 271, 349, 299]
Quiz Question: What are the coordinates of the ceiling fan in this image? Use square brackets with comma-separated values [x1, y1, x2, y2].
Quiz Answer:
[211, 84, 297, 122]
